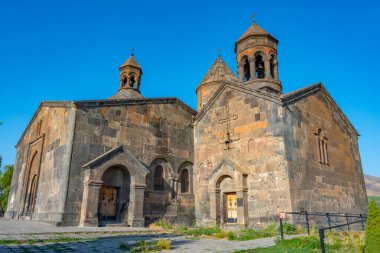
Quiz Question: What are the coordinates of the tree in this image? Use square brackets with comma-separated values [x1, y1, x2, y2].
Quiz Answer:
[0, 157, 14, 212]
[365, 200, 380, 252]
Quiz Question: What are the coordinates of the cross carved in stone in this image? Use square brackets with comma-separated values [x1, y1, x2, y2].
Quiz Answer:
[218, 105, 239, 150]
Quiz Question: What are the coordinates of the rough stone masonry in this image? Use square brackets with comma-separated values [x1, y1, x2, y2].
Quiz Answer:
[5, 20, 368, 228]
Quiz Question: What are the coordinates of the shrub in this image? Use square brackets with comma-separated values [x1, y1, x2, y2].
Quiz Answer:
[282, 222, 296, 233]
[156, 239, 171, 250]
[276, 236, 320, 249]
[365, 200, 380, 253]
[150, 218, 173, 230]
[118, 241, 129, 251]
[227, 231, 236, 240]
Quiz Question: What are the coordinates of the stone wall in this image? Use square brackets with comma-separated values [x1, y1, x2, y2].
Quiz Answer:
[284, 90, 368, 216]
[62, 99, 195, 226]
[194, 85, 292, 227]
[6, 103, 76, 225]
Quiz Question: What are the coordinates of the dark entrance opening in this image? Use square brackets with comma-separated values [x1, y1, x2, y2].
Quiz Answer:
[99, 165, 131, 224]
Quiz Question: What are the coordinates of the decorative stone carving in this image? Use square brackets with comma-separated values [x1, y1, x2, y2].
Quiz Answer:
[314, 128, 329, 165]
[218, 105, 239, 150]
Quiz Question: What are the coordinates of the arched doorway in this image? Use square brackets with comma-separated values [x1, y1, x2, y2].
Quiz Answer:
[216, 175, 237, 224]
[98, 165, 131, 223]
[208, 160, 249, 227]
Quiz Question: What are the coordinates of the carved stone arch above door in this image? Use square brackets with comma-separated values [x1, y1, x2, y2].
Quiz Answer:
[208, 159, 249, 227]
[79, 145, 149, 227]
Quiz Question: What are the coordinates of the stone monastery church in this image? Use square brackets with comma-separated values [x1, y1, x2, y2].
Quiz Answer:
[6, 20, 368, 228]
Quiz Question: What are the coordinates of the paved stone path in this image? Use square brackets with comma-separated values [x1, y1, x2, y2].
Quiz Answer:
[0, 218, 149, 236]
[0, 218, 286, 252]
[0, 234, 278, 253]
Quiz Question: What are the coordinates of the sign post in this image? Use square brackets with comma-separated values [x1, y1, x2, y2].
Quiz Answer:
[279, 212, 286, 239]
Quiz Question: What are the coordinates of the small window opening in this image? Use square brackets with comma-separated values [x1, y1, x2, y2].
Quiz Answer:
[243, 57, 250, 81]
[255, 55, 265, 79]
[270, 55, 275, 78]
[123, 77, 128, 87]
[130, 76, 136, 88]
[180, 169, 189, 193]
[315, 128, 329, 165]
[154, 166, 164, 191]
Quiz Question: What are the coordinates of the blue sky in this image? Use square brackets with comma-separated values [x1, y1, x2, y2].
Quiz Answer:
[0, 0, 379, 177]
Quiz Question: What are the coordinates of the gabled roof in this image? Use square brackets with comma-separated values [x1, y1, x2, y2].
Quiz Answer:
[16, 97, 196, 147]
[119, 54, 141, 69]
[198, 56, 238, 88]
[193, 80, 282, 125]
[16, 101, 76, 147]
[282, 82, 359, 136]
[82, 145, 150, 174]
[193, 79, 359, 137]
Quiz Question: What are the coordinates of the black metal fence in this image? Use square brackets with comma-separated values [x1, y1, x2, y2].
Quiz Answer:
[279, 211, 367, 253]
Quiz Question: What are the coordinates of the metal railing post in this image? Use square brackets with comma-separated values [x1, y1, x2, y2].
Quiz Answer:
[326, 213, 331, 231]
[305, 211, 310, 235]
[279, 218, 284, 240]
[346, 213, 350, 231]
[319, 228, 325, 253]
[360, 214, 365, 230]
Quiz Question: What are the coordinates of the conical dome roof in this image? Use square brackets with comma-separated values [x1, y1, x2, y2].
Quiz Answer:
[119, 54, 141, 69]
[199, 56, 238, 86]
[235, 21, 278, 46]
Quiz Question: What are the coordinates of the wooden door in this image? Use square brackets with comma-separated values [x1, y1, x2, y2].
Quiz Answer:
[99, 186, 118, 220]
[226, 192, 237, 223]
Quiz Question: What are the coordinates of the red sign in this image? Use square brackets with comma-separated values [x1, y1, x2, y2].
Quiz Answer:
[279, 212, 286, 219]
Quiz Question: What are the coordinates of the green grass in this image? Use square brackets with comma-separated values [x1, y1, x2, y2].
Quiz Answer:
[233, 232, 365, 253]
[169, 225, 280, 241]
[149, 219, 302, 241]
[119, 239, 171, 253]
[233, 237, 321, 253]
[368, 196, 380, 207]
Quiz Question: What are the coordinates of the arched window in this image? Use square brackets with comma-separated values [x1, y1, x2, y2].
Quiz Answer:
[255, 55, 265, 79]
[270, 55, 275, 79]
[123, 77, 128, 87]
[315, 128, 329, 165]
[154, 166, 164, 191]
[243, 57, 250, 81]
[180, 169, 189, 193]
[130, 76, 136, 88]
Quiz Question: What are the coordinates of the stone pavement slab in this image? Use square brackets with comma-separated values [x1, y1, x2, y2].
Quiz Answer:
[0, 218, 151, 236]
[0, 218, 300, 252]
[0, 234, 280, 253]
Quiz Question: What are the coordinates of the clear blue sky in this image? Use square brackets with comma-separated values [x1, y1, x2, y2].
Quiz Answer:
[0, 0, 379, 177]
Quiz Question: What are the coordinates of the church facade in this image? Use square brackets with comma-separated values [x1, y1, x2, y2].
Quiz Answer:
[5, 20, 368, 228]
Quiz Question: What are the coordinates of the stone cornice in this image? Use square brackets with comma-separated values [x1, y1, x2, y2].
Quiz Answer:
[75, 97, 197, 115]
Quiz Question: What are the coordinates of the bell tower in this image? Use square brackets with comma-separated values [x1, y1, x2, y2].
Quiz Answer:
[110, 53, 143, 99]
[235, 19, 281, 93]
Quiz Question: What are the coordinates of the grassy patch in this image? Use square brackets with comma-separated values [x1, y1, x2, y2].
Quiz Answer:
[119, 241, 129, 251]
[0, 237, 97, 245]
[368, 196, 380, 208]
[233, 232, 365, 253]
[119, 239, 171, 253]
[149, 219, 299, 241]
